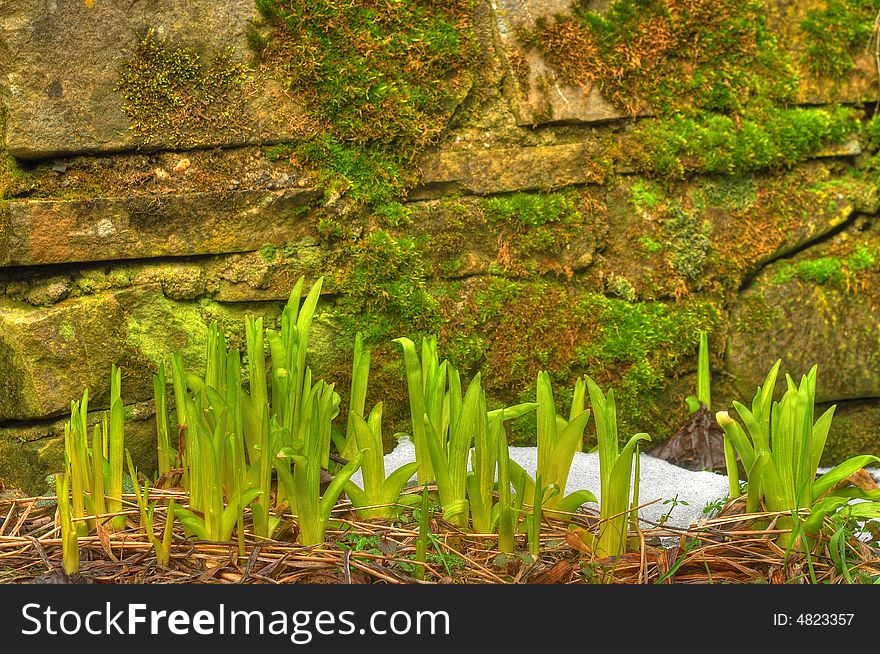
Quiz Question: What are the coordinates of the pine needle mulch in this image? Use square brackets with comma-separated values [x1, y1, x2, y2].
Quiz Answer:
[1, 491, 877, 585]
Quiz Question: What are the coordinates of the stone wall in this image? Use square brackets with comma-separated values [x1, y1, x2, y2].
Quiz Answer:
[2, 0, 880, 493]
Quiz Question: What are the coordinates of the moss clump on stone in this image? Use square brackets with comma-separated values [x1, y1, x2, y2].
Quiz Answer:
[527, 0, 796, 116]
[483, 191, 580, 229]
[663, 205, 713, 281]
[638, 236, 665, 254]
[800, 0, 880, 78]
[294, 137, 414, 207]
[626, 106, 860, 178]
[375, 202, 412, 228]
[630, 180, 664, 211]
[773, 244, 878, 289]
[335, 230, 442, 344]
[480, 190, 590, 266]
[438, 278, 722, 440]
[115, 30, 250, 147]
[254, 0, 478, 206]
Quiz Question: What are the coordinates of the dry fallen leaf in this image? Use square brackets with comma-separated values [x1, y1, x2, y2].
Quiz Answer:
[96, 523, 119, 562]
[527, 560, 573, 584]
[565, 527, 594, 554]
[836, 467, 878, 492]
[651, 406, 730, 473]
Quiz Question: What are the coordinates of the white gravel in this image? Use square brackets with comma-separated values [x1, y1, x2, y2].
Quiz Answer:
[350, 437, 732, 529]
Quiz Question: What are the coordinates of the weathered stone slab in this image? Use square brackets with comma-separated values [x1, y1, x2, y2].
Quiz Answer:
[0, 188, 320, 267]
[208, 247, 331, 302]
[0, 0, 303, 159]
[0, 285, 202, 420]
[489, 0, 624, 126]
[0, 400, 159, 496]
[415, 142, 605, 196]
[726, 224, 880, 404]
[415, 134, 862, 198]
[0, 282, 288, 420]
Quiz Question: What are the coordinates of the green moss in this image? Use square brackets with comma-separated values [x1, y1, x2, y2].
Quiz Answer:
[438, 257, 464, 277]
[375, 202, 412, 228]
[528, 0, 796, 116]
[630, 180, 663, 210]
[800, 0, 880, 78]
[864, 114, 880, 150]
[573, 292, 722, 434]
[528, 1, 858, 177]
[638, 236, 665, 254]
[335, 230, 441, 343]
[481, 191, 588, 261]
[292, 136, 414, 207]
[258, 244, 278, 262]
[58, 321, 76, 342]
[483, 191, 580, 228]
[115, 30, 250, 146]
[773, 245, 878, 289]
[255, 0, 478, 206]
[438, 278, 722, 441]
[629, 106, 860, 178]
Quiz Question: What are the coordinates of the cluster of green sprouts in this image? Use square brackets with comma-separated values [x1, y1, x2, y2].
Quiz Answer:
[717, 363, 880, 553]
[52, 281, 880, 578]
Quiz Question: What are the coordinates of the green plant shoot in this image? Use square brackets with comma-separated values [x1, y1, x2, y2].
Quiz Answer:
[534, 372, 596, 518]
[344, 404, 419, 520]
[686, 330, 711, 413]
[126, 452, 174, 567]
[274, 381, 364, 546]
[586, 376, 650, 559]
[716, 362, 880, 551]
[56, 471, 79, 576]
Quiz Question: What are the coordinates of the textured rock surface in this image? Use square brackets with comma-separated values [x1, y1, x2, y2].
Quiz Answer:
[822, 399, 880, 464]
[489, 0, 625, 126]
[0, 0, 302, 159]
[727, 223, 880, 403]
[405, 195, 600, 276]
[1, 189, 320, 266]
[416, 142, 606, 196]
[0, 284, 285, 420]
[0, 285, 197, 419]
